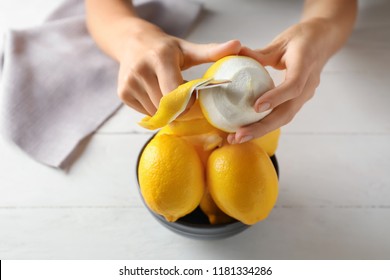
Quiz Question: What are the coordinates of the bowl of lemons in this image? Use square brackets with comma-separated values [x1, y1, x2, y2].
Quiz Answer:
[136, 133, 279, 240]
[135, 56, 280, 239]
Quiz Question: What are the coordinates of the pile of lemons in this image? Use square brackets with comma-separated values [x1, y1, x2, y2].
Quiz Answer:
[137, 56, 279, 226]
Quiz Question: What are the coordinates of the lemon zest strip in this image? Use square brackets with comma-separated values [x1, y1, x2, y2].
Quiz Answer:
[139, 78, 211, 130]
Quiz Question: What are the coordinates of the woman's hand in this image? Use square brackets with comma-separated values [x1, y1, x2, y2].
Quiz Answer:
[227, 18, 338, 144]
[227, 0, 357, 144]
[117, 20, 241, 115]
[85, 0, 241, 115]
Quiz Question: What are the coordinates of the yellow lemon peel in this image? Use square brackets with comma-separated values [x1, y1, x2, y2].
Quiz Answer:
[167, 118, 217, 136]
[138, 78, 210, 130]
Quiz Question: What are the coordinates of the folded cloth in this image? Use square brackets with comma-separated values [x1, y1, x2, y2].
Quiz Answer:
[0, 0, 202, 169]
[0, 33, 3, 79]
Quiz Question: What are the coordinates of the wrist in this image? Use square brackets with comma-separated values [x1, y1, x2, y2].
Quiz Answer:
[103, 17, 165, 62]
[300, 17, 343, 62]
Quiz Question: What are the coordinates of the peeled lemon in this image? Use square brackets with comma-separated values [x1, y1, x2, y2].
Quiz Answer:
[139, 56, 274, 133]
[207, 142, 278, 225]
[199, 56, 274, 132]
[138, 134, 204, 222]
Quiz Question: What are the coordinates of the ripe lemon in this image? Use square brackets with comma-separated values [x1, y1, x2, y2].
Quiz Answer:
[139, 56, 274, 133]
[250, 128, 281, 156]
[138, 134, 204, 222]
[207, 142, 278, 225]
[199, 190, 235, 225]
[156, 100, 227, 168]
[156, 128, 223, 168]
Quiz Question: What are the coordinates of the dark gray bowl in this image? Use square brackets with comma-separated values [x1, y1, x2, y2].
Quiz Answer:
[136, 135, 279, 240]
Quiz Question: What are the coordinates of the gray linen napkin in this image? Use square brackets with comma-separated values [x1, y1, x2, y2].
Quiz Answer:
[0, 0, 202, 169]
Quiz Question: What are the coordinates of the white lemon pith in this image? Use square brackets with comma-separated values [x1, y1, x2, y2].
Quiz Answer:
[139, 56, 274, 132]
[200, 56, 274, 132]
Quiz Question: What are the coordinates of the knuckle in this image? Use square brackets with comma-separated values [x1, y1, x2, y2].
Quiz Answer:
[150, 41, 179, 66]
[117, 88, 129, 101]
[131, 61, 149, 76]
[117, 85, 137, 103]
[116, 82, 127, 100]
[150, 43, 172, 61]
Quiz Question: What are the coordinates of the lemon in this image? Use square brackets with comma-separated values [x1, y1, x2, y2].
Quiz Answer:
[199, 190, 235, 225]
[156, 100, 227, 166]
[207, 142, 278, 225]
[156, 125, 224, 163]
[199, 56, 274, 132]
[139, 56, 274, 133]
[138, 134, 204, 222]
[250, 128, 281, 156]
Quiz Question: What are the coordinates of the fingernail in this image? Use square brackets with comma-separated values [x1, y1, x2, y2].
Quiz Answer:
[257, 102, 270, 113]
[239, 135, 253, 143]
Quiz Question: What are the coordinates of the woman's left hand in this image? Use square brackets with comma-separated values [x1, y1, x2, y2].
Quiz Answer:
[227, 19, 334, 144]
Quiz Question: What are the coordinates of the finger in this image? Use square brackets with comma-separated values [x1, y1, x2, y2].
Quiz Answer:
[227, 102, 294, 145]
[239, 45, 283, 68]
[134, 90, 157, 116]
[254, 58, 310, 113]
[180, 39, 242, 67]
[239, 105, 293, 141]
[228, 76, 317, 144]
[136, 64, 165, 109]
[118, 80, 149, 115]
[140, 73, 164, 108]
[155, 56, 184, 95]
[121, 79, 157, 116]
[134, 85, 157, 116]
[122, 96, 149, 115]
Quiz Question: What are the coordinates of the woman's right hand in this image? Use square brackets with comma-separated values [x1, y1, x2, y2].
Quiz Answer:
[116, 20, 241, 115]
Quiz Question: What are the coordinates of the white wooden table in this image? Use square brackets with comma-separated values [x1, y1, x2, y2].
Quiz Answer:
[1, 0, 390, 259]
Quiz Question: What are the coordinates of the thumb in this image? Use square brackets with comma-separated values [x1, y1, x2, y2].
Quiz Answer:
[180, 39, 241, 68]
